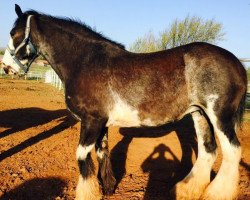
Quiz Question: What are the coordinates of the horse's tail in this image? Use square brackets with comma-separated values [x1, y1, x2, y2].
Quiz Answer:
[235, 91, 247, 130]
[234, 59, 248, 131]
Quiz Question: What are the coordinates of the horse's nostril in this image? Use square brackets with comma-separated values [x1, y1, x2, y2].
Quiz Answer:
[3, 67, 9, 74]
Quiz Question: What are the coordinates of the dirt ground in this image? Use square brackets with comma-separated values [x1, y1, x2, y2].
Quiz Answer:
[0, 79, 249, 200]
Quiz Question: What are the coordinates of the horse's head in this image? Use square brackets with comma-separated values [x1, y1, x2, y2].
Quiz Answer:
[1, 4, 38, 74]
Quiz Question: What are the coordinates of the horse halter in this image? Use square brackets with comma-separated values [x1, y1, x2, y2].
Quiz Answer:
[7, 15, 38, 73]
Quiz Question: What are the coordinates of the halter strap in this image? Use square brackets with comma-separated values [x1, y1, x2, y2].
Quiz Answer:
[7, 15, 38, 73]
[15, 15, 33, 54]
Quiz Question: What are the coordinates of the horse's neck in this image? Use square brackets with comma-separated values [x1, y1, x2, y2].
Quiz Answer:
[32, 18, 125, 83]
[33, 22, 87, 82]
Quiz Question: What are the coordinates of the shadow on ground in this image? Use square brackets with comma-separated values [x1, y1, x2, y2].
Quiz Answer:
[0, 177, 67, 200]
[0, 108, 70, 139]
[111, 115, 198, 199]
[0, 108, 77, 161]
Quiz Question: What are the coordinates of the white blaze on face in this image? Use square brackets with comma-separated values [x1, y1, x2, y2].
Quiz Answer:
[1, 38, 28, 74]
[2, 38, 20, 73]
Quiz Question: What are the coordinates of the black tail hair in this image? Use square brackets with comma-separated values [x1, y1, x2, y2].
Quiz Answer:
[235, 91, 247, 130]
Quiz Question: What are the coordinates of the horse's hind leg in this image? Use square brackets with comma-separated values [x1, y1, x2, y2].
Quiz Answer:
[203, 96, 242, 200]
[95, 127, 116, 195]
[75, 116, 105, 200]
[174, 108, 217, 200]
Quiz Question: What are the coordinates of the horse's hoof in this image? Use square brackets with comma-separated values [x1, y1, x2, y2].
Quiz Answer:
[173, 176, 209, 200]
[202, 181, 238, 200]
[76, 176, 102, 200]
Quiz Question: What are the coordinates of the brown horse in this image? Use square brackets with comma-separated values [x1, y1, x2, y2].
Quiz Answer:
[2, 4, 247, 200]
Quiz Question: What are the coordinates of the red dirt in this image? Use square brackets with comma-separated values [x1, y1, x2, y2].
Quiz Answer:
[0, 79, 249, 200]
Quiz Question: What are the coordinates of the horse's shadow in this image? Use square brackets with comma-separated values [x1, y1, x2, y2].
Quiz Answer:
[0, 177, 66, 200]
[111, 115, 197, 199]
[0, 107, 70, 139]
[0, 107, 77, 161]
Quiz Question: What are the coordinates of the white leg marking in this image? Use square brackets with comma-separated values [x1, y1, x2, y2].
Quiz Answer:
[203, 95, 241, 200]
[204, 125, 241, 200]
[76, 144, 95, 161]
[96, 149, 105, 160]
[175, 111, 216, 200]
[76, 175, 102, 200]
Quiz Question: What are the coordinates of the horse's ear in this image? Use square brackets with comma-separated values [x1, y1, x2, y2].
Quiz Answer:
[15, 4, 23, 17]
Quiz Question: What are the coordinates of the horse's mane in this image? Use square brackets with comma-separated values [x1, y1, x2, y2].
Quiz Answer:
[23, 10, 125, 50]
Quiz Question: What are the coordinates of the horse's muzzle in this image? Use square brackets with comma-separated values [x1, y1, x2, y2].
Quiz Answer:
[2, 65, 17, 75]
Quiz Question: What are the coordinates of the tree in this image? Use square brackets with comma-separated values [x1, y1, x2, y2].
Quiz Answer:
[130, 15, 225, 53]
[129, 31, 159, 53]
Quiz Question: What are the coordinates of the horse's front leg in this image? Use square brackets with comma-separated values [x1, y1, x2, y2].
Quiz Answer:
[174, 110, 217, 200]
[75, 115, 105, 200]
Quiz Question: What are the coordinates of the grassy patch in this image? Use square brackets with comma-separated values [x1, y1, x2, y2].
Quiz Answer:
[246, 101, 250, 109]
[247, 69, 250, 80]
[29, 64, 52, 73]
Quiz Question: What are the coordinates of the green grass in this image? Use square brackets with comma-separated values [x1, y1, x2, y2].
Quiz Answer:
[29, 63, 52, 73]
[246, 101, 250, 109]
[244, 110, 250, 122]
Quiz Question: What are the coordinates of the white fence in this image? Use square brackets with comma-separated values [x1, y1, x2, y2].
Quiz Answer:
[45, 69, 63, 90]
[0, 66, 63, 90]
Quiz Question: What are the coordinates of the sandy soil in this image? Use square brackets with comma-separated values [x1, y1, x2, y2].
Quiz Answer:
[0, 79, 249, 200]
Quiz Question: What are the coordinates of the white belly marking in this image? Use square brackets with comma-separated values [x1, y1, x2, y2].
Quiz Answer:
[106, 92, 141, 127]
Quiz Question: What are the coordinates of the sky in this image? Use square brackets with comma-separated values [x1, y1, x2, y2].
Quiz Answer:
[0, 0, 249, 59]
